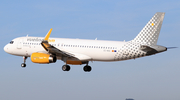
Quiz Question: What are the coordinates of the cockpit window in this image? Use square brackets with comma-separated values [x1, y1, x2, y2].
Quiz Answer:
[10, 41, 14, 44]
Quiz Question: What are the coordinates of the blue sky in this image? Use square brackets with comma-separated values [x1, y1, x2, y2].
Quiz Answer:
[0, 0, 180, 100]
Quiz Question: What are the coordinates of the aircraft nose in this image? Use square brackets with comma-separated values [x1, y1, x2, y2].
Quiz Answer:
[4, 44, 8, 53]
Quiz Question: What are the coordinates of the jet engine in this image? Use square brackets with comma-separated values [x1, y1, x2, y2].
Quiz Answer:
[31, 53, 56, 64]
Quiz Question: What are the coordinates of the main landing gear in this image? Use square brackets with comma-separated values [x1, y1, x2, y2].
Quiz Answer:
[21, 56, 27, 68]
[83, 65, 92, 72]
[62, 64, 92, 72]
[62, 65, 71, 71]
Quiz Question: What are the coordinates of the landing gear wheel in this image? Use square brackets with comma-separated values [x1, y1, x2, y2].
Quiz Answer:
[83, 65, 92, 72]
[62, 65, 71, 71]
[21, 63, 26, 68]
[21, 56, 27, 68]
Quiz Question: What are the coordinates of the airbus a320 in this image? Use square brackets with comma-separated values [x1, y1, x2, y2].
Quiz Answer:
[4, 12, 173, 72]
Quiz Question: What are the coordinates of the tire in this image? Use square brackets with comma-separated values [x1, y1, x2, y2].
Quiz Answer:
[62, 65, 71, 71]
[21, 63, 26, 68]
[83, 66, 92, 72]
[66, 65, 70, 71]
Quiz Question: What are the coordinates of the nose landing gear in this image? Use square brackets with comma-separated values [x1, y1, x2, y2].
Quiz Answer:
[21, 56, 27, 68]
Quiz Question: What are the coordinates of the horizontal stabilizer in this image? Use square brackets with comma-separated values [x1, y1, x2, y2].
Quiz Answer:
[140, 45, 167, 55]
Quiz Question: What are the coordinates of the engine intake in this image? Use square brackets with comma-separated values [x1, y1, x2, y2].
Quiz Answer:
[31, 53, 56, 64]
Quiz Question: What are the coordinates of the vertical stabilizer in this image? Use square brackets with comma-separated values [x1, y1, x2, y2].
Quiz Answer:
[132, 12, 165, 46]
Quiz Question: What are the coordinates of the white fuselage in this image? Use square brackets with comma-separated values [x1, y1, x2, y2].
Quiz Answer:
[4, 36, 147, 62]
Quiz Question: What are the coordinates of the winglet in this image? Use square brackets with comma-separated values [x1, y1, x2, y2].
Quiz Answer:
[44, 28, 53, 41]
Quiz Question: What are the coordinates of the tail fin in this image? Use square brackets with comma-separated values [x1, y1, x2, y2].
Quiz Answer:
[132, 12, 165, 46]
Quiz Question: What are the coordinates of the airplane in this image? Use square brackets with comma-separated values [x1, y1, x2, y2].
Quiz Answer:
[4, 12, 172, 72]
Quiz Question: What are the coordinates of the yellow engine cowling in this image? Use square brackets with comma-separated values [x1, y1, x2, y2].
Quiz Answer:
[31, 53, 57, 64]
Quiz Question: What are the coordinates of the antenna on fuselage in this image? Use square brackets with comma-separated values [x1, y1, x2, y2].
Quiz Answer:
[26, 34, 28, 37]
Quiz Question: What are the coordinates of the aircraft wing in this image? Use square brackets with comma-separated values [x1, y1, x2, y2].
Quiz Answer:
[41, 28, 91, 61]
[41, 40, 74, 57]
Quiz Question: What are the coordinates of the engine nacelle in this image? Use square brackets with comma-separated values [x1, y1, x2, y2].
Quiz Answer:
[31, 53, 57, 64]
